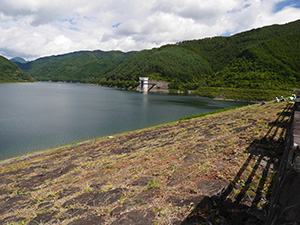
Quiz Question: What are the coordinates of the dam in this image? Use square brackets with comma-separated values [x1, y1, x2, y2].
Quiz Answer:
[138, 77, 169, 94]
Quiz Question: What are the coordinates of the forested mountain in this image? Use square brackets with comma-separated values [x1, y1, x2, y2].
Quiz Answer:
[104, 19, 300, 91]
[99, 47, 213, 89]
[14, 19, 300, 100]
[176, 19, 300, 90]
[0, 56, 34, 83]
[18, 50, 134, 83]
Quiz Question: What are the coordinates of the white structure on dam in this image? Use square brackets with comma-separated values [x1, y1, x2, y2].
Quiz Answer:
[139, 77, 149, 94]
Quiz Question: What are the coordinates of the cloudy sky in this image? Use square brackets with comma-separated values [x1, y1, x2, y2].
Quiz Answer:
[0, 0, 300, 61]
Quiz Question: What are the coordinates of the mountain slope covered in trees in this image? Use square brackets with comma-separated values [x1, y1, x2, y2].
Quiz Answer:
[99, 47, 213, 89]
[15, 19, 300, 100]
[0, 56, 34, 83]
[18, 50, 134, 83]
[104, 19, 300, 92]
[176, 20, 300, 91]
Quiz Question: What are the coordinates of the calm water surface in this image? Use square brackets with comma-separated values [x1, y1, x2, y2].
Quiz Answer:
[0, 82, 248, 160]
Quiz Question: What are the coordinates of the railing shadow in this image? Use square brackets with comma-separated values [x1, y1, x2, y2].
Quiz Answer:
[181, 103, 294, 225]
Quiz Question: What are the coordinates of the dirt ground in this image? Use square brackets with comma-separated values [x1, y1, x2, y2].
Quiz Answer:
[0, 101, 293, 224]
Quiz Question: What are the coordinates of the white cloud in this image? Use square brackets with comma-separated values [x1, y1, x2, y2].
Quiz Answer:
[0, 0, 299, 60]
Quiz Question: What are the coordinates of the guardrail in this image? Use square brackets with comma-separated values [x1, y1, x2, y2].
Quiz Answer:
[265, 98, 300, 224]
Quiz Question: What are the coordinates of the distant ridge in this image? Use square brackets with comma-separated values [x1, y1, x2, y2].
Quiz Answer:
[10, 57, 27, 64]
[17, 50, 134, 83]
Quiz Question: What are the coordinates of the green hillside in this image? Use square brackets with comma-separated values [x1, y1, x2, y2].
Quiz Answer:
[0, 56, 34, 83]
[16, 19, 300, 100]
[177, 19, 300, 73]
[101, 19, 300, 99]
[18, 50, 134, 83]
[98, 47, 212, 89]
[96, 20, 300, 90]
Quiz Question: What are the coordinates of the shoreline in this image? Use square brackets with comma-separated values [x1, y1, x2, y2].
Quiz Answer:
[0, 116, 181, 167]
[1, 80, 289, 103]
[0, 87, 249, 165]
[0, 105, 228, 166]
[0, 101, 290, 224]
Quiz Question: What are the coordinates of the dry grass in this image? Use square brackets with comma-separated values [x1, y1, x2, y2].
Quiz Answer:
[0, 101, 293, 224]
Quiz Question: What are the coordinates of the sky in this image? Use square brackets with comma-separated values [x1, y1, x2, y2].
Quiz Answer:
[0, 0, 300, 61]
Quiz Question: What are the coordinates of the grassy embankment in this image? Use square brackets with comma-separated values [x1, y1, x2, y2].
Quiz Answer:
[0, 101, 293, 224]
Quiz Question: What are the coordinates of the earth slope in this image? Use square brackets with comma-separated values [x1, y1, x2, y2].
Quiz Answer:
[0, 101, 292, 224]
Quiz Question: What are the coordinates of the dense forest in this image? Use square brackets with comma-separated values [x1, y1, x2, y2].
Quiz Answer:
[0, 56, 34, 83]
[17, 50, 134, 83]
[101, 19, 300, 94]
[98, 47, 213, 90]
[4, 19, 300, 100]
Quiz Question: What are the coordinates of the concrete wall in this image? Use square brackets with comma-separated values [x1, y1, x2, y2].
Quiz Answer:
[136, 80, 169, 94]
[148, 80, 169, 94]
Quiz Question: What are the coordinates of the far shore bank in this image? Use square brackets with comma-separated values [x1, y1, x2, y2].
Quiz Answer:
[2, 80, 294, 103]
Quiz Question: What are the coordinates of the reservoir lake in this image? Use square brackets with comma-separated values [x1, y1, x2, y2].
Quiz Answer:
[0, 82, 248, 161]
